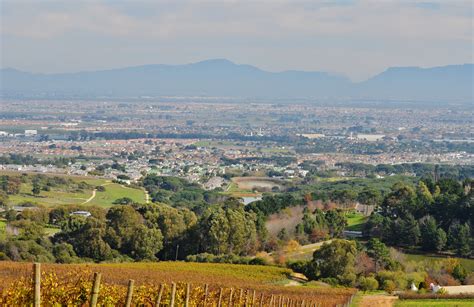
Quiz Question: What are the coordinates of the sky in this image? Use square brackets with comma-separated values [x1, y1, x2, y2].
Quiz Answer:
[1, 0, 473, 81]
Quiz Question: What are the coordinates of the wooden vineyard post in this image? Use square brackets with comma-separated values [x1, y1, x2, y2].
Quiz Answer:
[33, 263, 40, 307]
[125, 279, 135, 307]
[278, 295, 282, 307]
[228, 288, 234, 307]
[185, 283, 190, 307]
[155, 284, 164, 306]
[203, 283, 209, 306]
[251, 290, 256, 306]
[170, 282, 176, 307]
[244, 289, 249, 307]
[259, 293, 264, 307]
[217, 287, 223, 307]
[269, 295, 274, 307]
[239, 288, 244, 305]
[90, 272, 101, 307]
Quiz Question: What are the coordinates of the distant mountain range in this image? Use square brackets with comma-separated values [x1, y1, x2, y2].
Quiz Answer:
[1, 59, 472, 102]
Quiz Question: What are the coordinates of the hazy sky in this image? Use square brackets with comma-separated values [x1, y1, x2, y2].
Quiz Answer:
[1, 0, 473, 81]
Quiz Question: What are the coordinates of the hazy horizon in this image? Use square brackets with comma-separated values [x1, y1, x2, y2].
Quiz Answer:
[1, 0, 473, 81]
[2, 58, 473, 82]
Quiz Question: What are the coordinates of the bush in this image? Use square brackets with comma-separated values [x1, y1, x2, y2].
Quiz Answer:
[358, 276, 379, 291]
[320, 277, 339, 286]
[249, 257, 268, 265]
[287, 260, 309, 276]
[383, 280, 396, 294]
[185, 253, 266, 265]
[0, 252, 9, 261]
[452, 264, 467, 282]
[464, 272, 474, 285]
[406, 272, 426, 289]
[376, 270, 408, 290]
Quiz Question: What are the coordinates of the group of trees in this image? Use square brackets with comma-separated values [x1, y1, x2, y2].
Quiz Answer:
[0, 153, 75, 168]
[290, 238, 472, 291]
[142, 174, 223, 210]
[294, 208, 347, 244]
[0, 198, 261, 263]
[335, 162, 473, 180]
[366, 178, 473, 257]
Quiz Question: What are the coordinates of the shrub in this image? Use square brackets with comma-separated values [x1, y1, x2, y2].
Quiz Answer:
[436, 273, 460, 286]
[376, 270, 407, 290]
[464, 272, 474, 285]
[383, 280, 396, 294]
[406, 272, 426, 289]
[452, 264, 467, 282]
[358, 276, 379, 291]
[320, 277, 339, 286]
[437, 287, 447, 295]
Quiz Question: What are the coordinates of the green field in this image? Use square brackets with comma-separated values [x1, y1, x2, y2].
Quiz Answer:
[345, 211, 367, 231]
[404, 253, 474, 272]
[223, 181, 259, 197]
[1, 171, 146, 208]
[395, 299, 474, 306]
[87, 183, 146, 207]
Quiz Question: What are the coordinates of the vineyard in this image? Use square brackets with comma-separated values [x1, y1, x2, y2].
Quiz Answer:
[0, 261, 356, 306]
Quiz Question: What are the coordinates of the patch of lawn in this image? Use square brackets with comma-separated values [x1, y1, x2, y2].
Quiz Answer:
[44, 225, 61, 236]
[345, 211, 367, 231]
[8, 182, 91, 206]
[88, 183, 146, 207]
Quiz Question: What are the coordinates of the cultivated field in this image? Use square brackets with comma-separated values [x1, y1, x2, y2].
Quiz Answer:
[0, 261, 355, 306]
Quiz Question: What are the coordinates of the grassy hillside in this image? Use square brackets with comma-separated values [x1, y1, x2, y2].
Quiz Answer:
[1, 171, 146, 207]
[404, 253, 474, 272]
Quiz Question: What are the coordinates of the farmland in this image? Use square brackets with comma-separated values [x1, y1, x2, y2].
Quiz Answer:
[0, 261, 355, 306]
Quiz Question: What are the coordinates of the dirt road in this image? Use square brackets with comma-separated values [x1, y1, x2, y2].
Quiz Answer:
[359, 295, 398, 307]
